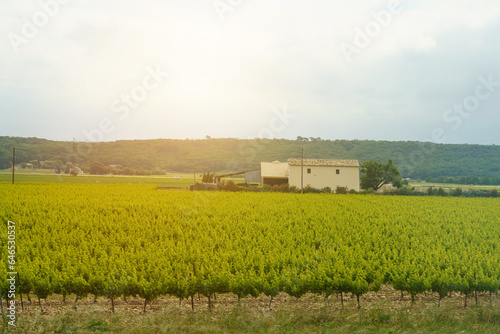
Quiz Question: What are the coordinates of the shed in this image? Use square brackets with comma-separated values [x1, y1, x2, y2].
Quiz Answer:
[245, 169, 261, 183]
[260, 161, 289, 186]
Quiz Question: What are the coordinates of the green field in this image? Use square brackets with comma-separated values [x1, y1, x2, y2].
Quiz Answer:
[1, 183, 499, 332]
[0, 169, 250, 187]
[0, 170, 198, 187]
[4, 170, 499, 192]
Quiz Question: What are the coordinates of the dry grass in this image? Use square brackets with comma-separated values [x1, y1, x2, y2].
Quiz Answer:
[3, 286, 500, 333]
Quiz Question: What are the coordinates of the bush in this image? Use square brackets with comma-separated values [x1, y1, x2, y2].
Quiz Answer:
[427, 187, 439, 196]
[226, 180, 238, 192]
[289, 186, 300, 193]
[262, 184, 272, 192]
[194, 182, 218, 191]
[303, 185, 321, 193]
[362, 188, 376, 195]
[321, 187, 332, 194]
[398, 185, 415, 196]
[450, 188, 463, 197]
[348, 189, 358, 194]
[272, 184, 290, 193]
[245, 185, 261, 192]
[335, 186, 348, 194]
[437, 187, 448, 196]
[486, 189, 498, 197]
[64, 162, 73, 174]
[463, 189, 486, 198]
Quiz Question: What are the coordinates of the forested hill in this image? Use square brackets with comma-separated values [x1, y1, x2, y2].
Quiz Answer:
[1, 136, 499, 179]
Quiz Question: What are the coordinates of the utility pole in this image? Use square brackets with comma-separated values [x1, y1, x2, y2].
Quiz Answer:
[12, 147, 15, 184]
[301, 148, 303, 194]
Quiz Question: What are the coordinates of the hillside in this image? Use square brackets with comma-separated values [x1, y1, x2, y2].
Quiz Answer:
[1, 136, 499, 179]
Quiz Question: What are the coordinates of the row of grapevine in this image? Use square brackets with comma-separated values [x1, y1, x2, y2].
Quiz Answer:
[0, 184, 499, 311]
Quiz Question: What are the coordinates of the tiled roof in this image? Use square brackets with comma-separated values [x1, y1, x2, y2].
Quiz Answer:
[288, 158, 359, 167]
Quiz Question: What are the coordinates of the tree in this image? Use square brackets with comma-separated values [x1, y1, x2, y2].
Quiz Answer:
[90, 162, 108, 175]
[52, 159, 64, 174]
[360, 159, 402, 191]
[202, 172, 214, 183]
[64, 162, 73, 174]
[0, 148, 10, 169]
[30, 159, 39, 169]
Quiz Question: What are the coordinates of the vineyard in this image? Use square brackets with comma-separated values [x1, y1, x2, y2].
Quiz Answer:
[1, 183, 499, 315]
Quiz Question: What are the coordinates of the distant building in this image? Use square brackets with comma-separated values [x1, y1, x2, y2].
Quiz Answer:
[69, 167, 84, 175]
[288, 158, 360, 192]
[260, 161, 289, 186]
[219, 158, 360, 192]
[378, 183, 396, 192]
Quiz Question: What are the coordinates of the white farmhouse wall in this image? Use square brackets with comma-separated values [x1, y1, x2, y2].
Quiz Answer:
[289, 165, 360, 192]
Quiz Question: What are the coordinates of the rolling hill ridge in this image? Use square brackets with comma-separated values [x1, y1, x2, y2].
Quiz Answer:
[1, 136, 499, 180]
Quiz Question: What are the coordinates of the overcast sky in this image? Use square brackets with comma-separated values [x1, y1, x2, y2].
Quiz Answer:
[1, 0, 500, 144]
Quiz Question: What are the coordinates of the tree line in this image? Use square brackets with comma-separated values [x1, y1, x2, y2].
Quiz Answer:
[425, 175, 500, 186]
[1, 136, 500, 182]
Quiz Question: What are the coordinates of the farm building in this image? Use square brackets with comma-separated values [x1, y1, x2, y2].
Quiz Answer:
[288, 159, 360, 192]
[69, 167, 84, 175]
[261, 161, 289, 186]
[213, 158, 360, 191]
[214, 168, 260, 184]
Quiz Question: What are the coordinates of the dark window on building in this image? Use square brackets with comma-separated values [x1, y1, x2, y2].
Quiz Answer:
[307, 168, 311, 174]
[336, 169, 340, 174]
